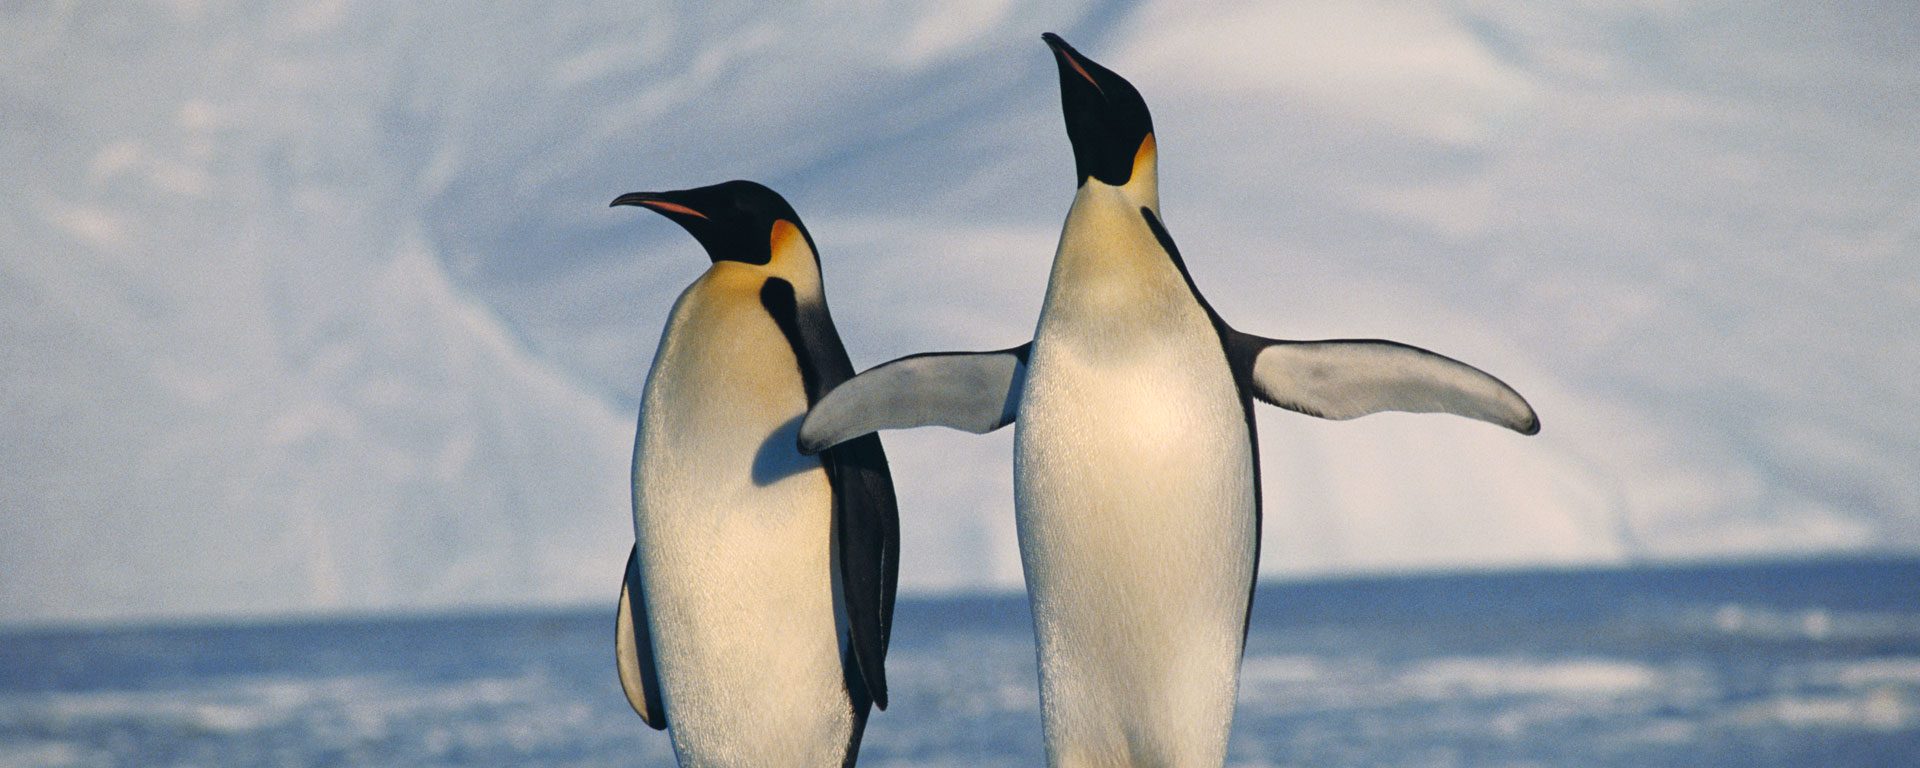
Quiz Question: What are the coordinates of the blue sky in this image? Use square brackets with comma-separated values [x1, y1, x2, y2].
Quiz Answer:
[3, 0, 1916, 624]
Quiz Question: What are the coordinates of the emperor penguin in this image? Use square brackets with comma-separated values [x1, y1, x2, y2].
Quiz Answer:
[798, 34, 1539, 767]
[611, 180, 899, 767]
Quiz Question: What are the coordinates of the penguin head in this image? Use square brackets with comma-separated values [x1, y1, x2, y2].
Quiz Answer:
[611, 180, 819, 273]
[1042, 33, 1156, 193]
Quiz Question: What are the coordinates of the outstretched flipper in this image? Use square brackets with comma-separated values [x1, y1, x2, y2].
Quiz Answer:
[1233, 334, 1540, 435]
[615, 546, 667, 729]
[798, 344, 1031, 454]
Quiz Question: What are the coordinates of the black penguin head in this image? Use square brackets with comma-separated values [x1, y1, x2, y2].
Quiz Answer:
[1042, 33, 1155, 188]
[610, 180, 813, 266]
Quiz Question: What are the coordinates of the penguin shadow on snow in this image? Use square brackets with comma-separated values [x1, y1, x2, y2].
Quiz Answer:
[751, 414, 815, 486]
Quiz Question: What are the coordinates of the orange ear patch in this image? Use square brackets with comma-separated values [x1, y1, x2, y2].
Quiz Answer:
[769, 219, 804, 263]
[640, 200, 709, 219]
[1132, 133, 1157, 176]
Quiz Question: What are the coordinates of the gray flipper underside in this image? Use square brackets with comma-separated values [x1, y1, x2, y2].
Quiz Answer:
[797, 344, 1030, 454]
[1237, 335, 1540, 435]
[615, 546, 667, 729]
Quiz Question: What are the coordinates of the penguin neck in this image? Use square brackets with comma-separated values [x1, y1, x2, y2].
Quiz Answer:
[687, 220, 828, 316]
[1087, 133, 1159, 214]
[1050, 178, 1167, 294]
[1038, 157, 1194, 347]
[763, 219, 827, 308]
[1053, 137, 1160, 254]
[1124, 133, 1160, 213]
[1054, 140, 1163, 274]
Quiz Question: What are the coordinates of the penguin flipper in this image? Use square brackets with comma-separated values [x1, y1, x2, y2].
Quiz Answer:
[1236, 334, 1540, 435]
[824, 432, 898, 710]
[797, 344, 1030, 453]
[615, 545, 668, 729]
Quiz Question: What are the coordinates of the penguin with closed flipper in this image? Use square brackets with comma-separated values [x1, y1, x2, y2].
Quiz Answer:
[611, 180, 898, 767]
[799, 35, 1539, 767]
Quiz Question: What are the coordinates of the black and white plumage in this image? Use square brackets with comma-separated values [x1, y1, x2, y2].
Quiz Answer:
[801, 35, 1536, 767]
[612, 181, 897, 767]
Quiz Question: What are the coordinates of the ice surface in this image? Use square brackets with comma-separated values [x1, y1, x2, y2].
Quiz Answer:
[2, 559, 1917, 767]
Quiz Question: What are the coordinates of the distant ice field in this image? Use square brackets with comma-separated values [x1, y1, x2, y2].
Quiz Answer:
[3, 558, 1917, 767]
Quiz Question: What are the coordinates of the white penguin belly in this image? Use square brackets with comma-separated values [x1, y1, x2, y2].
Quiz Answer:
[1013, 187, 1258, 767]
[1017, 328, 1257, 767]
[632, 272, 851, 767]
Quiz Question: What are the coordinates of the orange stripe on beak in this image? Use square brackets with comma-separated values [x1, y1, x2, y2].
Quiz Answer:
[1061, 50, 1104, 96]
[639, 200, 709, 219]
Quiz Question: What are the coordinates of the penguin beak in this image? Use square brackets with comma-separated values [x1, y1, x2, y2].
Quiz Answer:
[1042, 33, 1104, 101]
[611, 192, 710, 220]
[613, 189, 749, 264]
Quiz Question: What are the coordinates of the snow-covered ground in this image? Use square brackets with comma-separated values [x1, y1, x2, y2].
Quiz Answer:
[2, 559, 1916, 766]
[2, 1, 1916, 623]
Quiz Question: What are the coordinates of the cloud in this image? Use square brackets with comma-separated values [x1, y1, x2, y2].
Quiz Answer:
[1117, 0, 1539, 146]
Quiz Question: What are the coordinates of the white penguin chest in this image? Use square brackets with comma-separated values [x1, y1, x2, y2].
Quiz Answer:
[1015, 281, 1257, 601]
[1013, 191, 1258, 610]
[1015, 190, 1256, 531]
[630, 271, 851, 765]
